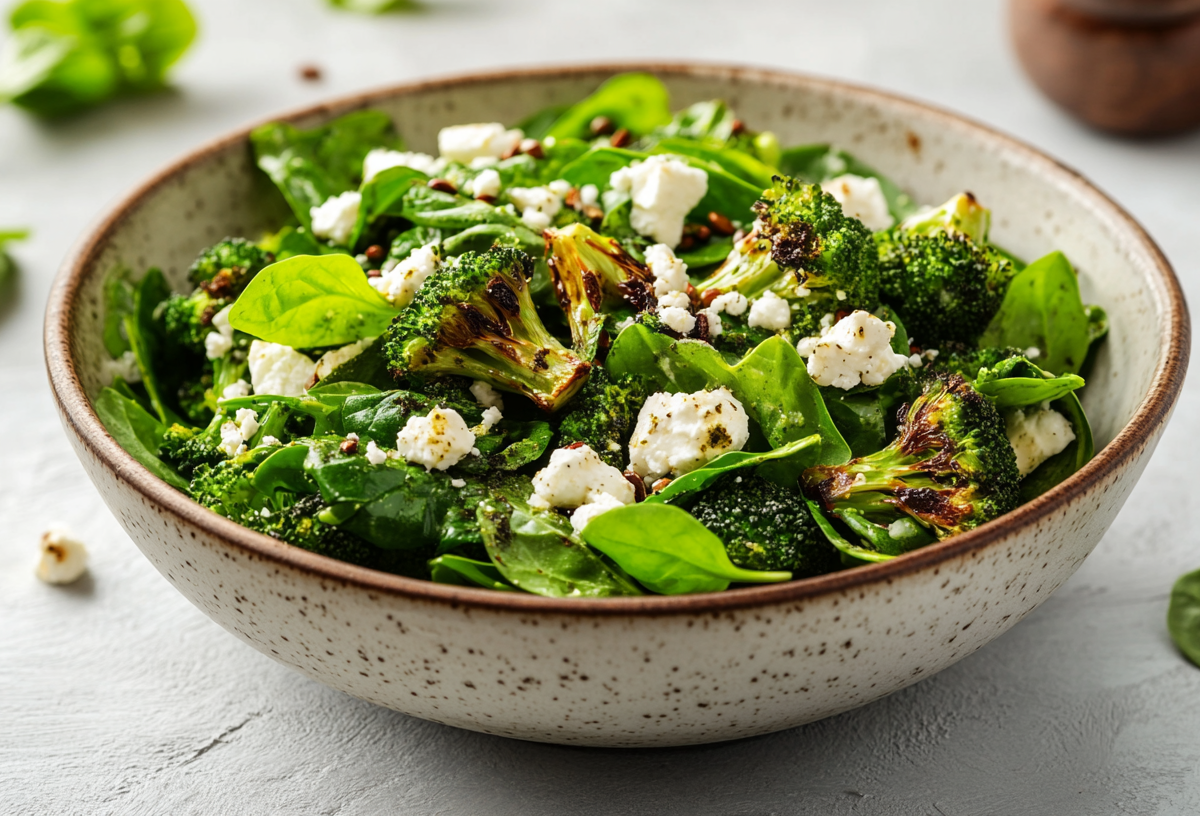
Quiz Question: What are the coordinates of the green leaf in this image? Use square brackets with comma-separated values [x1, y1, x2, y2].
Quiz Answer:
[251, 444, 317, 496]
[123, 267, 180, 425]
[778, 143, 917, 222]
[429, 555, 516, 591]
[1169, 567, 1200, 668]
[805, 498, 895, 564]
[676, 236, 733, 270]
[650, 136, 776, 190]
[351, 164, 427, 248]
[100, 263, 135, 357]
[1017, 391, 1094, 502]
[478, 493, 643, 598]
[228, 254, 399, 347]
[980, 251, 1091, 375]
[94, 386, 188, 489]
[580, 504, 792, 595]
[328, 0, 416, 11]
[646, 434, 820, 505]
[544, 73, 672, 140]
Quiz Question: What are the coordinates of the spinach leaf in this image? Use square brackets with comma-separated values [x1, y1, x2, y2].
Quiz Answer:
[478, 493, 643, 598]
[328, 0, 414, 12]
[1169, 567, 1200, 668]
[778, 143, 917, 221]
[515, 103, 570, 140]
[646, 434, 820, 505]
[251, 444, 317, 496]
[251, 110, 397, 227]
[974, 357, 1085, 409]
[228, 254, 399, 348]
[677, 236, 733, 270]
[351, 165, 427, 247]
[544, 73, 672, 140]
[824, 390, 889, 458]
[0, 228, 27, 293]
[399, 184, 541, 246]
[979, 251, 1091, 376]
[94, 386, 188, 489]
[428, 555, 516, 591]
[1017, 392, 1093, 502]
[123, 267, 179, 425]
[650, 136, 776, 190]
[317, 337, 403, 391]
[580, 504, 792, 595]
[805, 498, 895, 564]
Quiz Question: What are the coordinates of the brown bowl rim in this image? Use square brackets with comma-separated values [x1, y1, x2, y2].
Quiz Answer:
[44, 61, 1191, 617]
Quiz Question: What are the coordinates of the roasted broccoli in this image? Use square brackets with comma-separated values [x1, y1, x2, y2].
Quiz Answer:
[929, 345, 1024, 382]
[801, 371, 1020, 541]
[383, 247, 591, 412]
[688, 474, 840, 576]
[160, 415, 228, 478]
[876, 193, 1015, 346]
[556, 365, 647, 468]
[188, 238, 274, 298]
[162, 289, 228, 357]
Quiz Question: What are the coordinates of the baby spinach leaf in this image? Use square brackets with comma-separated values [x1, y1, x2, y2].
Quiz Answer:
[805, 498, 895, 564]
[544, 72, 672, 140]
[650, 136, 777, 190]
[123, 267, 181, 425]
[980, 251, 1091, 375]
[677, 236, 733, 270]
[251, 444, 316, 496]
[429, 555, 516, 591]
[328, 0, 415, 12]
[229, 254, 399, 348]
[646, 434, 821, 505]
[1017, 392, 1093, 502]
[581, 504, 792, 595]
[478, 493, 643, 598]
[95, 386, 188, 489]
[317, 336, 396, 391]
[350, 165, 427, 248]
[975, 364, 1085, 409]
[779, 144, 917, 221]
[515, 103, 570, 140]
[824, 390, 889, 458]
[1169, 567, 1200, 668]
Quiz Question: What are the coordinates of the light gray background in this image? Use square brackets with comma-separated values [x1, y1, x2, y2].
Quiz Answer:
[3, 1, 1199, 813]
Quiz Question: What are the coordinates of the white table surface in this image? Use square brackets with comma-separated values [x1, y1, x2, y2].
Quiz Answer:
[3, 0, 1200, 813]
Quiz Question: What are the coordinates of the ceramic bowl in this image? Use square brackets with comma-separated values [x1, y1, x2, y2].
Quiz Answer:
[45, 64, 1189, 747]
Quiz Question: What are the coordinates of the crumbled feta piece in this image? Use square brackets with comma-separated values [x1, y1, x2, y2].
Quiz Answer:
[205, 305, 235, 360]
[924, 349, 940, 361]
[346, 432, 360, 442]
[365, 440, 388, 465]
[709, 291, 748, 317]
[660, 306, 697, 335]
[219, 421, 246, 458]
[1005, 406, 1076, 477]
[628, 388, 750, 481]
[370, 243, 440, 307]
[701, 308, 723, 338]
[548, 179, 572, 197]
[363, 148, 444, 182]
[821, 174, 894, 232]
[235, 408, 260, 441]
[508, 185, 562, 231]
[451, 478, 467, 488]
[836, 290, 848, 301]
[609, 155, 708, 247]
[313, 337, 374, 383]
[645, 243, 690, 297]
[820, 312, 837, 330]
[531, 444, 635, 509]
[579, 183, 599, 207]
[438, 123, 523, 163]
[395, 407, 476, 471]
[908, 353, 923, 368]
[747, 291, 792, 331]
[469, 168, 502, 198]
[480, 406, 503, 433]
[1024, 347, 1041, 360]
[798, 310, 909, 390]
[521, 210, 552, 231]
[222, 379, 251, 400]
[570, 491, 626, 534]
[657, 290, 691, 310]
[469, 156, 499, 170]
[248, 340, 315, 397]
[262, 436, 281, 446]
[310, 191, 362, 246]
[103, 349, 141, 385]
[35, 526, 88, 585]
[469, 380, 504, 410]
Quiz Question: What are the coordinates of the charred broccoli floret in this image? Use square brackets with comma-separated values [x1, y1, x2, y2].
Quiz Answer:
[383, 247, 591, 412]
[697, 176, 880, 336]
[801, 372, 1020, 541]
[160, 416, 227, 478]
[556, 366, 647, 468]
[688, 475, 840, 576]
[188, 238, 274, 298]
[545, 223, 655, 358]
[163, 289, 228, 357]
[876, 193, 1015, 346]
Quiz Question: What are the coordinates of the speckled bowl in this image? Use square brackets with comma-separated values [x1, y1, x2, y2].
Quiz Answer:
[45, 64, 1189, 747]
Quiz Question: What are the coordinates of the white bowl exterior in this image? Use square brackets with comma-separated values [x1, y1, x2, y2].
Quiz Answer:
[55, 67, 1179, 746]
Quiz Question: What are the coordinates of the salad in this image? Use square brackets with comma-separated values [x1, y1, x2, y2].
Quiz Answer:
[96, 73, 1107, 597]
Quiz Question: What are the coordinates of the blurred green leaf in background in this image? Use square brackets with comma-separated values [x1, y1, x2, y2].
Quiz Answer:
[327, 0, 417, 12]
[0, 228, 28, 291]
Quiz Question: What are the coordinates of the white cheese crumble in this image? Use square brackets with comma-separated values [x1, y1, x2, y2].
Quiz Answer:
[570, 491, 626, 534]
[530, 444, 635, 510]
[579, 183, 600, 207]
[204, 305, 235, 360]
[1005, 405, 1076, 477]
[821, 174, 894, 232]
[219, 421, 246, 458]
[836, 290, 848, 301]
[469, 168, 502, 198]
[35, 526, 88, 585]
[362, 148, 444, 182]
[609, 155, 709, 247]
[222, 379, 251, 400]
[709, 291, 748, 317]
[660, 306, 696, 335]
[548, 179, 572, 197]
[480, 406, 503, 434]
[628, 388, 750, 481]
[451, 478, 467, 489]
[701, 308, 723, 338]
[438, 123, 523, 164]
[657, 290, 691, 310]
[508, 185, 562, 231]
[645, 243, 690, 297]
[248, 340, 315, 397]
[365, 440, 388, 465]
[235, 408, 260, 441]
[395, 407, 476, 471]
[310, 191, 362, 246]
[1024, 347, 1042, 360]
[371, 243, 439, 307]
[103, 349, 141, 385]
[470, 380, 504, 410]
[796, 310, 909, 390]
[262, 436, 281, 446]
[313, 337, 374, 383]
[747, 291, 792, 331]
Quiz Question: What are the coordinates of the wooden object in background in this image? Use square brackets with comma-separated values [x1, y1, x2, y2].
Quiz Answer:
[1010, 0, 1200, 136]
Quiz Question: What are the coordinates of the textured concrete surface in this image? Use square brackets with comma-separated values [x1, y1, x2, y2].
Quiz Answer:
[2, 0, 1199, 813]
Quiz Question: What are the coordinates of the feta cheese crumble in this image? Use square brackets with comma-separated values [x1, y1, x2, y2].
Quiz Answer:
[609, 155, 708, 248]
[222, 379, 251, 400]
[656, 290, 691, 310]
[395, 407, 476, 471]
[821, 174, 894, 232]
[362, 148, 444, 182]
[530, 444, 635, 510]
[370, 243, 439, 307]
[310, 191, 362, 246]
[480, 406, 503, 433]
[747, 291, 792, 331]
[628, 388, 750, 481]
[570, 491, 627, 534]
[469, 168, 502, 199]
[262, 436, 281, 446]
[451, 478, 467, 488]
[709, 291, 748, 317]
[248, 340, 315, 397]
[1005, 405, 1076, 477]
[313, 337, 374, 383]
[204, 305, 235, 360]
[219, 421, 246, 458]
[659, 306, 696, 335]
[365, 440, 388, 465]
[235, 408, 260, 441]
[579, 183, 600, 207]
[700, 308, 723, 338]
[470, 380, 504, 410]
[796, 310, 909, 390]
[1024, 347, 1042, 360]
[35, 526, 88, 585]
[508, 185, 563, 231]
[437, 123, 523, 164]
[645, 243, 690, 297]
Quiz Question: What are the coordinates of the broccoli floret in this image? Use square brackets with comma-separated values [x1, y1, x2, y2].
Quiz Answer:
[383, 246, 591, 412]
[801, 371, 1020, 541]
[688, 475, 841, 576]
[161, 419, 227, 478]
[188, 238, 274, 297]
[556, 366, 647, 468]
[545, 223, 655, 357]
[189, 458, 260, 518]
[876, 193, 1015, 346]
[930, 346, 1024, 382]
[697, 176, 880, 336]
[163, 289, 229, 357]
[710, 312, 777, 360]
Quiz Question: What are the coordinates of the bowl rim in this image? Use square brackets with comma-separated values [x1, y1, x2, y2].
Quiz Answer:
[45, 61, 1191, 617]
